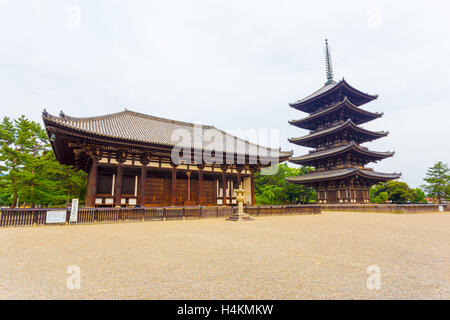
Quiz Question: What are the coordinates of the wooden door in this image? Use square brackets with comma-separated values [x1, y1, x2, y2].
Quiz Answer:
[146, 177, 169, 205]
[328, 190, 337, 203]
[356, 189, 364, 203]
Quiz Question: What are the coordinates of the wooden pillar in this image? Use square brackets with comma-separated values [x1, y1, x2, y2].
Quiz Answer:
[236, 167, 243, 188]
[171, 164, 177, 206]
[85, 160, 98, 208]
[221, 166, 227, 206]
[250, 171, 255, 206]
[115, 163, 124, 207]
[139, 164, 147, 206]
[186, 171, 191, 201]
[198, 165, 204, 205]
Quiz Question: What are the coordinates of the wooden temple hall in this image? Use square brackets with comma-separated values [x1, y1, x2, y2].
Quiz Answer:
[43, 110, 292, 207]
[286, 40, 401, 203]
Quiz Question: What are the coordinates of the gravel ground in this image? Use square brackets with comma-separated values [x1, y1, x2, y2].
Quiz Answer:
[0, 212, 449, 300]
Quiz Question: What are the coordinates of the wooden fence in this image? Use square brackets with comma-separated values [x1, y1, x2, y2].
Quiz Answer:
[320, 203, 449, 213]
[0, 205, 321, 228]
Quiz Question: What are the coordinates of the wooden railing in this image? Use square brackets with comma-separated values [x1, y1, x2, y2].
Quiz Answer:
[3, 204, 448, 227]
[320, 203, 449, 213]
[0, 205, 320, 228]
[0, 208, 49, 227]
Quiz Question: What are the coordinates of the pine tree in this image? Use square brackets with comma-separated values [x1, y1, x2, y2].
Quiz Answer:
[422, 161, 450, 203]
[0, 115, 86, 207]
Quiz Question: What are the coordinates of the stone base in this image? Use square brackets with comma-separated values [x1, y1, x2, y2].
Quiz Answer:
[226, 213, 254, 221]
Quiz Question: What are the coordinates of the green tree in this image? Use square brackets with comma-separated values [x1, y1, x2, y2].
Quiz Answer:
[370, 184, 389, 203]
[255, 163, 316, 205]
[0, 116, 43, 207]
[410, 188, 426, 203]
[422, 161, 449, 203]
[0, 115, 86, 207]
[386, 181, 413, 203]
[370, 181, 425, 204]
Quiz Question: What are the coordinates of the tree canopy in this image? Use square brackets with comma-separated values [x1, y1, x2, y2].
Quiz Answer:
[422, 161, 449, 202]
[255, 163, 316, 205]
[370, 181, 426, 204]
[0, 116, 86, 207]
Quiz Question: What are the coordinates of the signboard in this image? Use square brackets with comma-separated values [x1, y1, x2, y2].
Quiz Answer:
[70, 199, 79, 223]
[438, 205, 444, 212]
[46, 210, 67, 224]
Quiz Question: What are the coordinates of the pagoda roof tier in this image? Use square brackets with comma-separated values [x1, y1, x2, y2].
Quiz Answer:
[289, 97, 383, 130]
[288, 119, 388, 148]
[286, 168, 401, 184]
[42, 109, 293, 165]
[289, 79, 378, 114]
[289, 142, 394, 166]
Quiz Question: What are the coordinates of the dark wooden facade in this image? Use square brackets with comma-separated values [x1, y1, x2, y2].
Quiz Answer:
[43, 109, 291, 207]
[286, 41, 400, 204]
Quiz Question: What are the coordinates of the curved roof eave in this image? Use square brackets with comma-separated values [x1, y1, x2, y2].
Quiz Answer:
[289, 97, 383, 127]
[286, 168, 401, 184]
[288, 120, 388, 144]
[288, 143, 394, 164]
[289, 79, 378, 109]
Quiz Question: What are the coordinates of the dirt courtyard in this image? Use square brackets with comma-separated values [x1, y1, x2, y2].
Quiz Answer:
[0, 212, 449, 299]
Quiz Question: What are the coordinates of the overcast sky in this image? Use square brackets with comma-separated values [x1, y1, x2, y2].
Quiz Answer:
[1, 0, 449, 188]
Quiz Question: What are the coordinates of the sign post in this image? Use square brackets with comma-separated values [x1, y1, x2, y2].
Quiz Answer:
[46, 210, 67, 224]
[70, 199, 79, 223]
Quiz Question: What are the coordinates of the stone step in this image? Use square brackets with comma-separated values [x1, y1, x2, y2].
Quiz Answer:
[226, 214, 255, 221]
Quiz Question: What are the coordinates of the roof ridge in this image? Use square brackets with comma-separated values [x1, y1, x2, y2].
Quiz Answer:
[44, 109, 215, 129]
[57, 110, 126, 121]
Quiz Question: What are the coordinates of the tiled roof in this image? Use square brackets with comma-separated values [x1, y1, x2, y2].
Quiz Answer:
[289, 97, 383, 129]
[289, 142, 394, 164]
[43, 109, 293, 159]
[288, 119, 388, 144]
[289, 81, 338, 106]
[286, 168, 401, 183]
[289, 79, 378, 110]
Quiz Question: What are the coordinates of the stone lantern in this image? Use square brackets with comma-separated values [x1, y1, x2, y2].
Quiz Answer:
[227, 188, 254, 221]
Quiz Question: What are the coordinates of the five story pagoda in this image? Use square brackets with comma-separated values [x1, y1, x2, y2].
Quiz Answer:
[286, 40, 401, 204]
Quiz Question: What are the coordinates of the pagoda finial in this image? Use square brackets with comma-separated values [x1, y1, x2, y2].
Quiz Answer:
[324, 39, 334, 85]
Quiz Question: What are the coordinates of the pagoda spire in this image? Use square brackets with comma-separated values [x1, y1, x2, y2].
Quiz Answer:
[324, 39, 334, 85]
